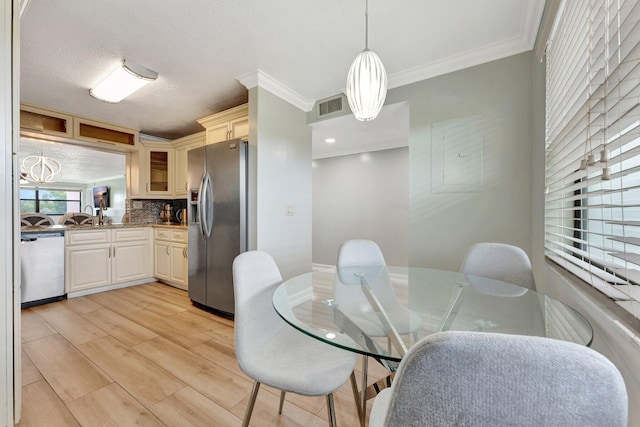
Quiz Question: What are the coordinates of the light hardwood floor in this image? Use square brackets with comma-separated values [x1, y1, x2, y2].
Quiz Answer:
[18, 282, 388, 426]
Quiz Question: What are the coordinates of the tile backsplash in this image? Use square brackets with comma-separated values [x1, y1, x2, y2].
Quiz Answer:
[125, 199, 187, 224]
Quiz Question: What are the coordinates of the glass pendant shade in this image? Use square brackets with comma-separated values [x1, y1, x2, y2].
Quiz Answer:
[346, 48, 388, 121]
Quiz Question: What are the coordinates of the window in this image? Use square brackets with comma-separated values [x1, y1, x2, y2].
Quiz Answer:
[545, 0, 640, 320]
[20, 189, 82, 215]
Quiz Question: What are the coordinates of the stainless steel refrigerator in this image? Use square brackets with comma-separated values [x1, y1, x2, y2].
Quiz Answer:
[187, 139, 247, 316]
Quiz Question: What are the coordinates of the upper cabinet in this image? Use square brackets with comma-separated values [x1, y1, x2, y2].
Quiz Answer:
[20, 104, 73, 139]
[20, 103, 139, 150]
[73, 117, 138, 148]
[197, 103, 248, 145]
[128, 141, 174, 198]
[173, 132, 205, 197]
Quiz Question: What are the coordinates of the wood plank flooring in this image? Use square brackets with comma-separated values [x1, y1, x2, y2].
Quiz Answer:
[18, 282, 387, 426]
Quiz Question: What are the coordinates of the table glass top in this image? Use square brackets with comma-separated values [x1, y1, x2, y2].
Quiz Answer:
[272, 266, 593, 363]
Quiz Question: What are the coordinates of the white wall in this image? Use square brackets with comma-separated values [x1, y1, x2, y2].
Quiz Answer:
[543, 265, 640, 424]
[1, 1, 18, 424]
[388, 52, 536, 270]
[252, 87, 312, 279]
[85, 176, 126, 223]
[312, 147, 409, 266]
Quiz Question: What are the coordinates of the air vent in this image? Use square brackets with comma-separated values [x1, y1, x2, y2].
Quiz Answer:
[318, 96, 344, 117]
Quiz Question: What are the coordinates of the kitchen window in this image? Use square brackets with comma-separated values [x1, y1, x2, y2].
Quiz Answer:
[20, 188, 82, 215]
[544, 0, 640, 320]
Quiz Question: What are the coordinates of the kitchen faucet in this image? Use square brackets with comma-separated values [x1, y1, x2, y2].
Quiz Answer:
[97, 197, 107, 225]
[84, 204, 94, 214]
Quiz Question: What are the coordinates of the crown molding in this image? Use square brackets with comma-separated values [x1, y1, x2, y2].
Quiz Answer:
[388, 0, 545, 91]
[236, 69, 315, 112]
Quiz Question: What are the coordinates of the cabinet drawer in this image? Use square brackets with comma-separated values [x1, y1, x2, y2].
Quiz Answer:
[65, 229, 110, 246]
[171, 229, 187, 243]
[154, 228, 172, 241]
[112, 227, 149, 242]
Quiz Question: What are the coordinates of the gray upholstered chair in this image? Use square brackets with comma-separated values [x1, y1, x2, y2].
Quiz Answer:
[369, 331, 628, 427]
[460, 242, 536, 290]
[335, 239, 420, 338]
[232, 250, 358, 427]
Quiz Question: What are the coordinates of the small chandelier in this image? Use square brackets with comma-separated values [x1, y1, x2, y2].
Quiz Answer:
[345, 0, 388, 121]
[21, 154, 62, 184]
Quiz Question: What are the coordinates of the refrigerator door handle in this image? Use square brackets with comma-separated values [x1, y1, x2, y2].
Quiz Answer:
[197, 173, 206, 240]
[203, 173, 214, 238]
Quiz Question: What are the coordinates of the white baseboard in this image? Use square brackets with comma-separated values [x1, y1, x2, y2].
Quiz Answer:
[66, 277, 156, 298]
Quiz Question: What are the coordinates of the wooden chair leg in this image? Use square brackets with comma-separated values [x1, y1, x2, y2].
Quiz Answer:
[242, 381, 261, 427]
[278, 390, 286, 414]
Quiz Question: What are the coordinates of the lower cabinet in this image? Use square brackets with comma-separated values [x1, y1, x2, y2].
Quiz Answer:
[65, 227, 151, 293]
[154, 228, 188, 289]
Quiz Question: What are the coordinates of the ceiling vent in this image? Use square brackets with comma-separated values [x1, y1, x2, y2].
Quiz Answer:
[318, 96, 344, 118]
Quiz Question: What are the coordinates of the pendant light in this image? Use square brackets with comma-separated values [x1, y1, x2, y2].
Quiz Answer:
[20, 144, 62, 184]
[345, 0, 387, 121]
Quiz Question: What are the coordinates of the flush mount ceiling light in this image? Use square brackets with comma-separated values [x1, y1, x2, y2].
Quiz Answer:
[345, 0, 387, 122]
[90, 60, 158, 103]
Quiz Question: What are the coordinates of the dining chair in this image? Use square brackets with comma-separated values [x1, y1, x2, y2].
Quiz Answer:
[335, 239, 420, 339]
[460, 242, 536, 290]
[20, 212, 55, 226]
[369, 331, 628, 427]
[58, 212, 94, 225]
[232, 250, 359, 427]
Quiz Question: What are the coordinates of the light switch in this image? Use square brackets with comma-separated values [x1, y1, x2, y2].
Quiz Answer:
[286, 205, 294, 216]
[133, 200, 143, 209]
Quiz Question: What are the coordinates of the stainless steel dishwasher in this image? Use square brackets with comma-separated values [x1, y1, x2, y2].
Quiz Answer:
[20, 231, 65, 307]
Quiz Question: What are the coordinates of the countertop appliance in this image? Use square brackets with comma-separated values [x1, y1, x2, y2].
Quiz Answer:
[20, 230, 65, 307]
[188, 139, 247, 315]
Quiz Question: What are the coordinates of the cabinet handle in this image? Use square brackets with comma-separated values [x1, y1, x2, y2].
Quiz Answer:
[184, 182, 187, 191]
[113, 246, 116, 258]
[108, 246, 111, 258]
[166, 246, 170, 256]
[183, 247, 187, 258]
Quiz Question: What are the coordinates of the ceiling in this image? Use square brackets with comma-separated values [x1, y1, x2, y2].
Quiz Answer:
[19, 0, 545, 141]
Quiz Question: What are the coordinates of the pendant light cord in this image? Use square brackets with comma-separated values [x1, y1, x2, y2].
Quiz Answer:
[365, 0, 369, 50]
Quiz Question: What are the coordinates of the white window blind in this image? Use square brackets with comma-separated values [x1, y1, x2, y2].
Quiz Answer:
[545, 0, 640, 320]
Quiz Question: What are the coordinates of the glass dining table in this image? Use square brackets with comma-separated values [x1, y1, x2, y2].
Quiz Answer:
[272, 266, 593, 425]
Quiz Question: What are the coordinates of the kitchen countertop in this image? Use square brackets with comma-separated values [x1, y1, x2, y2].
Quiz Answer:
[21, 222, 188, 233]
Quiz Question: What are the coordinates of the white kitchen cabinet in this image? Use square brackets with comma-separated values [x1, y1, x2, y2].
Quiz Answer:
[127, 141, 174, 199]
[153, 240, 171, 281]
[65, 244, 112, 291]
[153, 228, 188, 289]
[65, 227, 151, 294]
[173, 132, 205, 197]
[197, 103, 248, 145]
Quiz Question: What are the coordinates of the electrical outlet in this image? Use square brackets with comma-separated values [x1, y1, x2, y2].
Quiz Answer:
[286, 205, 294, 216]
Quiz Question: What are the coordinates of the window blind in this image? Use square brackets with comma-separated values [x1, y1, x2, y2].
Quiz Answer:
[545, 0, 640, 320]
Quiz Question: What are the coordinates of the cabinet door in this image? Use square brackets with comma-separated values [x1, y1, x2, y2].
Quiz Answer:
[206, 123, 231, 145]
[112, 241, 150, 283]
[65, 244, 111, 291]
[230, 116, 249, 140]
[154, 241, 171, 280]
[174, 140, 203, 196]
[148, 149, 172, 194]
[169, 243, 187, 287]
